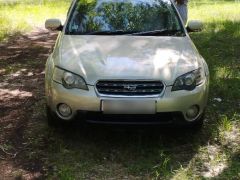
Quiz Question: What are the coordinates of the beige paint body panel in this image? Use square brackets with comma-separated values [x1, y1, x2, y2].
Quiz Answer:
[45, 33, 209, 121]
[53, 35, 202, 86]
[48, 78, 209, 121]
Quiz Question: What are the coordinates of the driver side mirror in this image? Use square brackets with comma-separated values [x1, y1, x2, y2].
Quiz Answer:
[45, 19, 63, 31]
[187, 20, 203, 32]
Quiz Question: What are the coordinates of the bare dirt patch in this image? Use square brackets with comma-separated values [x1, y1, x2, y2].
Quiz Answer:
[0, 29, 57, 179]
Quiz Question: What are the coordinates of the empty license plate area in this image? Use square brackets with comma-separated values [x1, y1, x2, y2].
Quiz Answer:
[101, 100, 156, 114]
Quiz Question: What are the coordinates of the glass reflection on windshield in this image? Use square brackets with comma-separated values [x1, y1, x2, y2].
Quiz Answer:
[67, 0, 184, 36]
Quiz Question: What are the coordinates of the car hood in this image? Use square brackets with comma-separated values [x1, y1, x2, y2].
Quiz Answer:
[54, 35, 202, 86]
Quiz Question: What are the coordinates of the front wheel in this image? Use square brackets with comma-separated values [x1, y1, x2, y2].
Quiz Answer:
[174, 112, 205, 130]
[46, 106, 65, 127]
[184, 112, 205, 130]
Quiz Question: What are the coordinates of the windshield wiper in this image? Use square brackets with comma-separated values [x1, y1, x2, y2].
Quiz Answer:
[85, 30, 131, 35]
[67, 29, 184, 36]
[132, 29, 185, 36]
[67, 30, 131, 35]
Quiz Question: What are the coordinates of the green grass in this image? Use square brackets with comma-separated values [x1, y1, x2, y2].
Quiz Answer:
[0, 0, 71, 42]
[1, 0, 240, 179]
[172, 1, 240, 179]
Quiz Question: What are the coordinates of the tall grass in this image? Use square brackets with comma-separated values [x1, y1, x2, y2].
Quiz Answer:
[0, 0, 71, 41]
[189, 0, 240, 22]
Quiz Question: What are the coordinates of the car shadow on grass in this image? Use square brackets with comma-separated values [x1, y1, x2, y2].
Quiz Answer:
[44, 121, 205, 178]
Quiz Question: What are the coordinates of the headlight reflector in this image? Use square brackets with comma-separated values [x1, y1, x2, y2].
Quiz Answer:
[172, 68, 204, 91]
[185, 73, 195, 86]
[63, 72, 75, 85]
[53, 67, 88, 90]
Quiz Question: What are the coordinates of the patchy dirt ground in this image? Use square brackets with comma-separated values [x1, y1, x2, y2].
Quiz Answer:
[0, 29, 57, 179]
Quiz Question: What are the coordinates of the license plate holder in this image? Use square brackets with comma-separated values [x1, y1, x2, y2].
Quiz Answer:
[101, 100, 156, 114]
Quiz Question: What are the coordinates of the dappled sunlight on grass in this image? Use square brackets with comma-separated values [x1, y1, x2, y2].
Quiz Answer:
[174, 2, 240, 177]
[197, 145, 228, 178]
[218, 114, 240, 150]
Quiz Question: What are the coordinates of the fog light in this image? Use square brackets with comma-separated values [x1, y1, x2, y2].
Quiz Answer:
[58, 103, 72, 117]
[186, 105, 199, 120]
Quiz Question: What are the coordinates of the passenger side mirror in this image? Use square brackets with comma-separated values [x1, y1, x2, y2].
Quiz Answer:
[45, 19, 63, 31]
[187, 20, 203, 32]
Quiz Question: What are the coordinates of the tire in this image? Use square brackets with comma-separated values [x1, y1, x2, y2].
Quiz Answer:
[186, 112, 205, 130]
[173, 111, 205, 131]
[190, 113, 205, 129]
[46, 106, 64, 127]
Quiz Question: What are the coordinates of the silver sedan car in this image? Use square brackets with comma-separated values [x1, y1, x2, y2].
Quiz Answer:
[45, 0, 209, 127]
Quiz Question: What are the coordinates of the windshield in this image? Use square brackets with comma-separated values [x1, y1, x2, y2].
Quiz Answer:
[66, 0, 185, 36]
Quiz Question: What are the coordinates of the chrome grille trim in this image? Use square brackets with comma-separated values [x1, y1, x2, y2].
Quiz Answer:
[95, 80, 165, 97]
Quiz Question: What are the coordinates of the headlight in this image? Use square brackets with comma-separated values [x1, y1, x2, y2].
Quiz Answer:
[172, 68, 204, 91]
[52, 67, 88, 90]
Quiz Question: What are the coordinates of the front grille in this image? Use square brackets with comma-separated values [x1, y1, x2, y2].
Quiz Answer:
[96, 80, 164, 96]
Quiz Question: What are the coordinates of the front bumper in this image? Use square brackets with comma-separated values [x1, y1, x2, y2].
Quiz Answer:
[46, 79, 209, 123]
